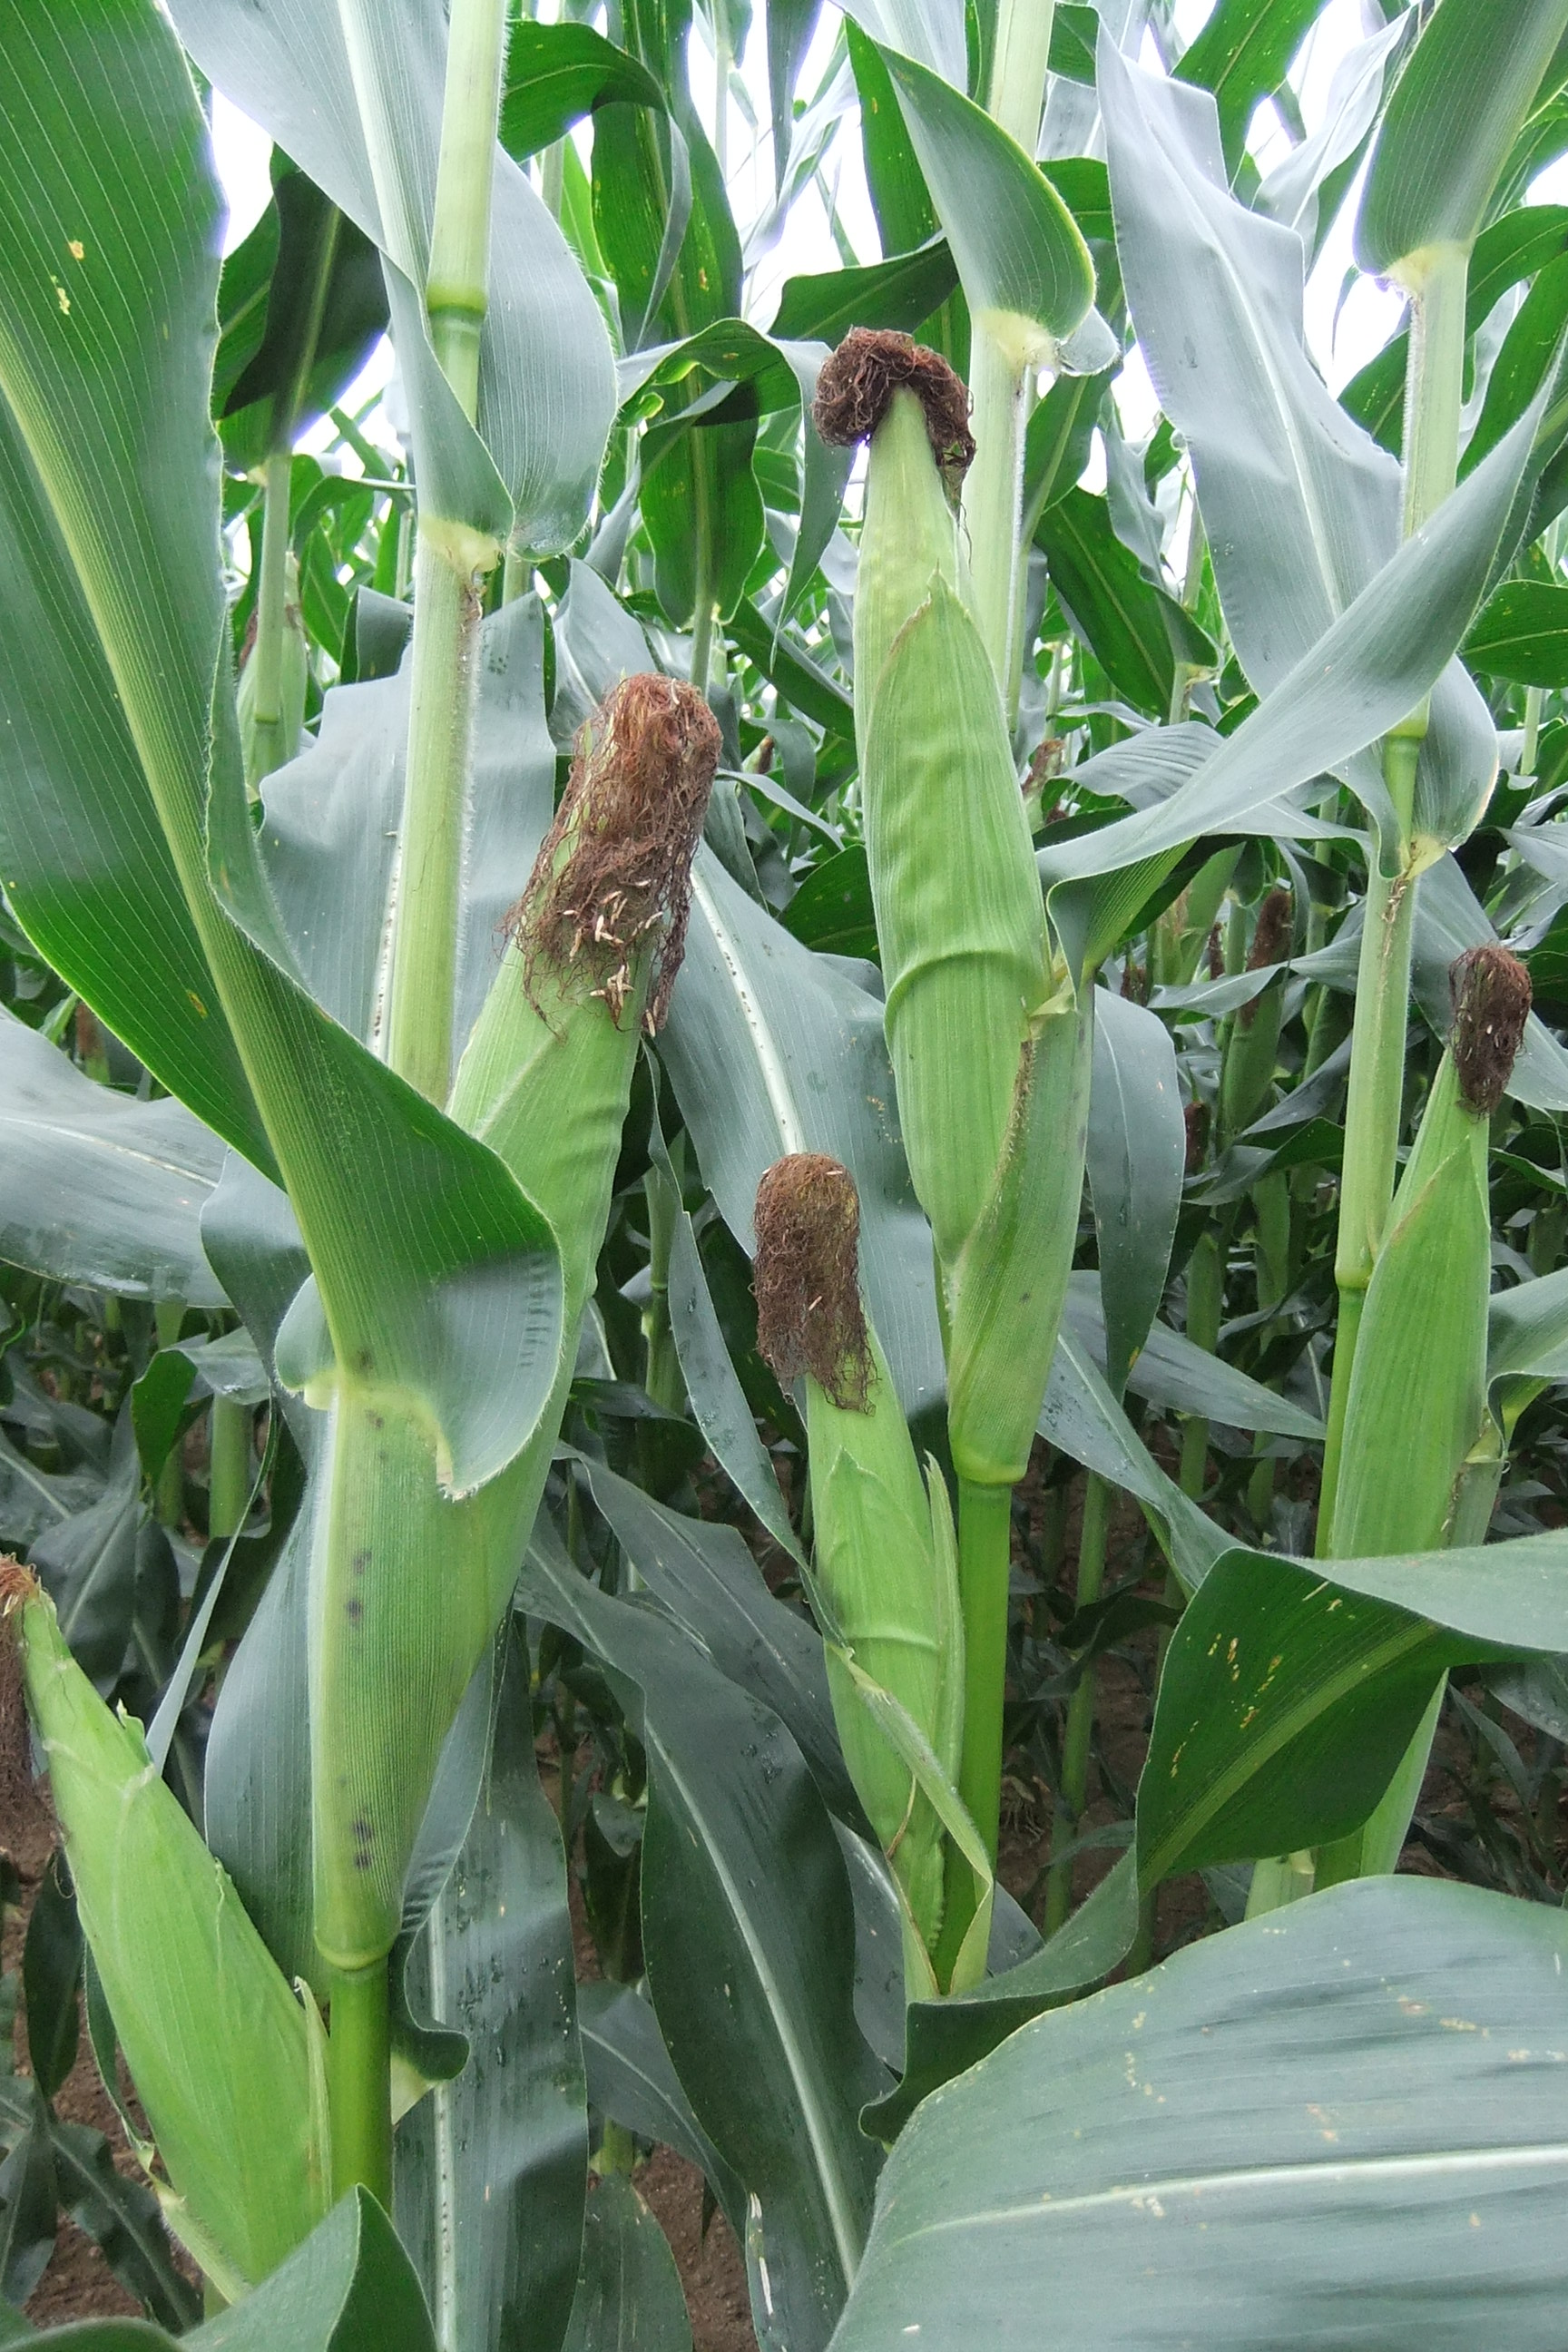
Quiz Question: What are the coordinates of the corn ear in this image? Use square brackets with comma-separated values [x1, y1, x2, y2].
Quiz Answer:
[850, 383, 970, 736]
[946, 988, 1095, 1486]
[753, 1157, 963, 1965]
[1331, 1053, 1491, 1558]
[2, 1568, 328, 2288]
[308, 677, 717, 1972]
[809, 1340, 956, 1947]
[1333, 946, 1531, 1560]
[863, 573, 1047, 1267]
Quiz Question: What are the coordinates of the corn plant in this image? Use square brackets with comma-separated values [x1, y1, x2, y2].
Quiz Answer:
[7, 0, 1568, 2347]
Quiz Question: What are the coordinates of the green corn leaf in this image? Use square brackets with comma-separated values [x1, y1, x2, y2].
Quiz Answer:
[0, 1009, 227, 1307]
[1039, 402, 1540, 925]
[1465, 577, 1568, 684]
[171, 0, 615, 552]
[22, 2190, 439, 2352]
[10, 1579, 328, 2289]
[660, 849, 946, 1422]
[874, 44, 1094, 356]
[836, 1879, 1568, 2352]
[394, 1625, 587, 2352]
[1085, 993, 1184, 1405]
[1098, 32, 1494, 854]
[575, 1458, 848, 1813]
[559, 2176, 691, 2352]
[577, 1983, 745, 2235]
[1173, 0, 1327, 175]
[215, 161, 388, 475]
[769, 239, 957, 346]
[521, 1521, 883, 2352]
[1357, 0, 1568, 279]
[498, 18, 666, 159]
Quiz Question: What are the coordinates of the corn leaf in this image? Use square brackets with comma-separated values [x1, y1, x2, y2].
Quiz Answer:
[1357, 0, 1568, 276]
[394, 1624, 587, 2352]
[1085, 993, 1184, 1403]
[661, 849, 946, 1420]
[0, 1010, 226, 1307]
[521, 1521, 883, 2352]
[169, 0, 615, 551]
[559, 2176, 691, 2352]
[1098, 34, 1495, 853]
[874, 45, 1094, 349]
[836, 1878, 1568, 2351]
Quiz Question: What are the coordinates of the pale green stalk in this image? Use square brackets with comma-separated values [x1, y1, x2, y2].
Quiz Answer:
[329, 0, 507, 2194]
[426, 0, 508, 420]
[383, 0, 507, 1104]
[327, 1964, 391, 2205]
[1318, 242, 1468, 1549]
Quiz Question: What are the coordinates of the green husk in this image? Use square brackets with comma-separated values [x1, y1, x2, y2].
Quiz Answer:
[810, 1346, 962, 1949]
[308, 676, 717, 1973]
[863, 573, 1048, 1269]
[753, 1155, 965, 1966]
[2, 1569, 328, 2288]
[946, 985, 1094, 1486]
[1330, 1053, 1491, 1559]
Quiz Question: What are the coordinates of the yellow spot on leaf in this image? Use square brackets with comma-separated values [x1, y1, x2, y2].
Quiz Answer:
[68, 240, 84, 260]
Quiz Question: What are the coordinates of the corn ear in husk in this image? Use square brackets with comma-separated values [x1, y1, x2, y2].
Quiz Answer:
[1, 1566, 328, 2290]
[1330, 943, 1529, 1560]
[754, 1157, 967, 1970]
[862, 573, 1047, 1269]
[946, 985, 1095, 1486]
[306, 678, 718, 1973]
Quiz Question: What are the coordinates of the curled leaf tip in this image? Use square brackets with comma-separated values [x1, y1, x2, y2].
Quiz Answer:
[753, 1154, 871, 1410]
[1450, 945, 1532, 1115]
[507, 672, 720, 1032]
[812, 328, 975, 485]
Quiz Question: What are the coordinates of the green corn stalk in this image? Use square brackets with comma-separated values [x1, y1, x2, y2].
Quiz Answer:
[1, 1565, 328, 2294]
[1316, 947, 1531, 1886]
[752, 1155, 965, 1979]
[309, 677, 718, 2189]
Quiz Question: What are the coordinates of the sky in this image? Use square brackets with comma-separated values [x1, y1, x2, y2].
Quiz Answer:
[207, 2, 1568, 474]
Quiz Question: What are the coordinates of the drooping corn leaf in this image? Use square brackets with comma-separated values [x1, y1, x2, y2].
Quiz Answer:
[838, 1878, 1568, 2350]
[1098, 34, 1497, 856]
[520, 1521, 883, 2352]
[170, 0, 616, 551]
[559, 2176, 691, 2352]
[0, 1009, 227, 1306]
[1357, 0, 1568, 276]
[1084, 999, 1185, 1406]
[661, 849, 946, 1422]
[395, 1623, 587, 2352]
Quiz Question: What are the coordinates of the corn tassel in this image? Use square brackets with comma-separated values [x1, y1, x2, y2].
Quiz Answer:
[0, 1563, 328, 2290]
